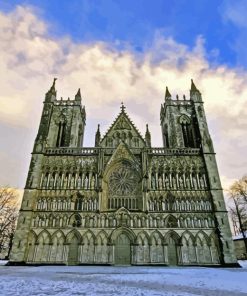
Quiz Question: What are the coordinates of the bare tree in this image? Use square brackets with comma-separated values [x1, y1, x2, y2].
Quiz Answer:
[228, 176, 247, 256]
[0, 187, 19, 258]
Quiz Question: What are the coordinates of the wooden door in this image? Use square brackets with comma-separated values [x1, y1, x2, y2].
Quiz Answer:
[68, 236, 78, 265]
[167, 237, 178, 265]
[115, 233, 131, 265]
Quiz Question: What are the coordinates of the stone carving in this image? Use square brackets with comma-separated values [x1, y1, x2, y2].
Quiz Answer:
[109, 164, 139, 196]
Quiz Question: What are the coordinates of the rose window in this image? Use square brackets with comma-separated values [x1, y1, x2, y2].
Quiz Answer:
[109, 165, 139, 196]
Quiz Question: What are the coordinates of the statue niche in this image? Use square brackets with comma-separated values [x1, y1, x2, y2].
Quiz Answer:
[104, 160, 141, 211]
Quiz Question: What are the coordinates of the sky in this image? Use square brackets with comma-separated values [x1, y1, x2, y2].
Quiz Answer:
[0, 0, 247, 190]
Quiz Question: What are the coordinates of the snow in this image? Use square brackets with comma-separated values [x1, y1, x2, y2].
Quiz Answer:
[239, 260, 247, 268]
[0, 262, 247, 296]
[232, 231, 247, 240]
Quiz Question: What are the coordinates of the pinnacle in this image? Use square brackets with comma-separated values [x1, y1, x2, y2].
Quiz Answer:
[75, 88, 82, 101]
[49, 77, 57, 93]
[191, 79, 198, 92]
[76, 88, 81, 97]
[165, 86, 171, 100]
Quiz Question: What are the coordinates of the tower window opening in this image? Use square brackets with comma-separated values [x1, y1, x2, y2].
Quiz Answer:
[179, 115, 195, 148]
[56, 121, 67, 147]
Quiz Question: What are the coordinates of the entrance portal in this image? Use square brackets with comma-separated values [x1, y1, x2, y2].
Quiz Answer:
[167, 237, 178, 265]
[67, 236, 78, 265]
[115, 233, 131, 265]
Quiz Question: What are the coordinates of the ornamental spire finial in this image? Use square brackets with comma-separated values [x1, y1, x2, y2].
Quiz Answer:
[50, 78, 57, 92]
[191, 79, 199, 92]
[121, 102, 126, 112]
[165, 86, 171, 100]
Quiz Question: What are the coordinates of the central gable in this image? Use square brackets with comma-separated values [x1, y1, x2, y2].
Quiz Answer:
[100, 106, 146, 148]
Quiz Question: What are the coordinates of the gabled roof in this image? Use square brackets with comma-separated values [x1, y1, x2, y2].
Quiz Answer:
[100, 104, 145, 145]
[106, 141, 138, 167]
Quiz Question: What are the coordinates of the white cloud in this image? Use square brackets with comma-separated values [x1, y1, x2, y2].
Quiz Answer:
[222, 0, 247, 28]
[0, 5, 247, 189]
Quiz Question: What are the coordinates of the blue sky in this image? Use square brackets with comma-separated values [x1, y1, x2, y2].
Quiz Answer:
[0, 0, 243, 67]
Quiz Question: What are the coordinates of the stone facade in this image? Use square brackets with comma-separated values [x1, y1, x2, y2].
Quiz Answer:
[10, 79, 237, 266]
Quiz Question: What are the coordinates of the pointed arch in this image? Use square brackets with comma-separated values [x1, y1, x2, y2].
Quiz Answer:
[150, 230, 163, 245]
[136, 230, 150, 245]
[209, 232, 220, 264]
[96, 230, 108, 245]
[28, 230, 38, 243]
[149, 230, 164, 263]
[69, 212, 82, 227]
[82, 230, 96, 245]
[164, 230, 180, 245]
[51, 229, 66, 241]
[136, 231, 150, 263]
[109, 227, 136, 245]
[181, 230, 195, 244]
[195, 231, 211, 264]
[95, 230, 108, 263]
[66, 229, 82, 244]
[26, 231, 37, 262]
[195, 230, 210, 245]
[165, 215, 178, 228]
[50, 230, 65, 263]
[35, 230, 51, 262]
[37, 229, 51, 244]
[81, 230, 96, 263]
[180, 230, 197, 264]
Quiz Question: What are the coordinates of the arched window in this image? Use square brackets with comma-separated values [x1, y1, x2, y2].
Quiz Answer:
[75, 196, 83, 211]
[163, 124, 169, 148]
[56, 119, 67, 147]
[72, 213, 82, 227]
[166, 215, 178, 228]
[77, 124, 83, 147]
[179, 115, 195, 148]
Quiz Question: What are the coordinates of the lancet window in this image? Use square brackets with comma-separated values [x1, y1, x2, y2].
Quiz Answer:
[179, 115, 195, 148]
[56, 120, 67, 147]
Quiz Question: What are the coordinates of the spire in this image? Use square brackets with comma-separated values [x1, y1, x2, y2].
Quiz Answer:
[50, 77, 57, 92]
[45, 78, 57, 102]
[145, 124, 151, 147]
[190, 79, 202, 102]
[165, 86, 171, 100]
[75, 88, 82, 101]
[190, 79, 200, 93]
[95, 124, 101, 147]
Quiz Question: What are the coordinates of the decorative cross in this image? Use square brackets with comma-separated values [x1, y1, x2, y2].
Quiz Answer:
[121, 101, 126, 112]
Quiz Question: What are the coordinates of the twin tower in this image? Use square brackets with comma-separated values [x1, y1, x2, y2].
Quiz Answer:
[10, 79, 237, 266]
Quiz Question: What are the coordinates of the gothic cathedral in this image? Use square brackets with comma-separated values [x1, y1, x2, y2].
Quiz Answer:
[10, 79, 237, 266]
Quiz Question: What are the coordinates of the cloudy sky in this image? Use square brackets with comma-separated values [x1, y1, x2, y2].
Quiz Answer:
[0, 0, 247, 190]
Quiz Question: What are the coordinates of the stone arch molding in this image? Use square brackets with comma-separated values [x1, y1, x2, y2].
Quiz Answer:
[178, 114, 191, 124]
[101, 145, 142, 210]
[109, 227, 136, 245]
[103, 142, 141, 179]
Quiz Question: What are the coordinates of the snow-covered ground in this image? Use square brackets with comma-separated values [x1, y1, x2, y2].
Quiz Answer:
[0, 261, 247, 296]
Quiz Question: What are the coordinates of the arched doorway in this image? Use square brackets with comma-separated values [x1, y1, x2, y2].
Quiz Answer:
[115, 233, 131, 265]
[167, 236, 178, 265]
[68, 236, 79, 265]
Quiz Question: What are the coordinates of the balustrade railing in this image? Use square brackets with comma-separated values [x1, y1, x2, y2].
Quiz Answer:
[44, 147, 200, 156]
[44, 147, 99, 155]
[148, 148, 200, 155]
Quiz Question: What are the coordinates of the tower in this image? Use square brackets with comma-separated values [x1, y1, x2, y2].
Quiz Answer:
[10, 79, 237, 266]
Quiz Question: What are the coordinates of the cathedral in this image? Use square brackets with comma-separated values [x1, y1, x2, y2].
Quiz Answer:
[10, 79, 237, 266]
